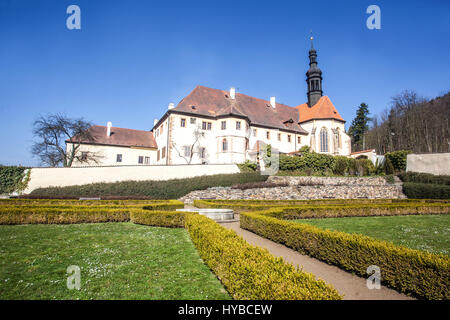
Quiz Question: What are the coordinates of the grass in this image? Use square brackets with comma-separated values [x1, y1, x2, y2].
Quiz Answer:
[0, 222, 230, 300]
[295, 214, 450, 256]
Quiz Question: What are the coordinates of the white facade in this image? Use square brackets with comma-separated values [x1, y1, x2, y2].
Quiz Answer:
[152, 112, 311, 165]
[300, 119, 351, 156]
[66, 143, 157, 166]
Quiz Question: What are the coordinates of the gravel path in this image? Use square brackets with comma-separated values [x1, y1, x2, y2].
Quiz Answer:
[220, 218, 414, 300]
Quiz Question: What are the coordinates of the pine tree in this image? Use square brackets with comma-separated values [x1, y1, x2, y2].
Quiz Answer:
[348, 103, 371, 151]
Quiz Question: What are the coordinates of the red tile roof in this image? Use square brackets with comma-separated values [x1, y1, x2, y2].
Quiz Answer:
[172, 86, 308, 134]
[295, 96, 345, 123]
[67, 125, 157, 149]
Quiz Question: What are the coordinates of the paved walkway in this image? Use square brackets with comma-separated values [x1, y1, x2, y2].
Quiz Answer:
[220, 218, 414, 300]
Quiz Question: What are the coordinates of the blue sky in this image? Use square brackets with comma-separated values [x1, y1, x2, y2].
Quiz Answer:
[1, 0, 449, 166]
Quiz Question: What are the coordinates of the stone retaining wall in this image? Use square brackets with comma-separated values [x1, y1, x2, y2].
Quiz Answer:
[180, 176, 406, 204]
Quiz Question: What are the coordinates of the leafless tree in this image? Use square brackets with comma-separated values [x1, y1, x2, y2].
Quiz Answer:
[172, 125, 206, 164]
[31, 114, 102, 167]
[365, 90, 449, 154]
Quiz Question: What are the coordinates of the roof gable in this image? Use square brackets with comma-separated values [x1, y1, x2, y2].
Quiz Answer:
[295, 96, 345, 123]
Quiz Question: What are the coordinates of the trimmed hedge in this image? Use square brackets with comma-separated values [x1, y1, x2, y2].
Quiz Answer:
[240, 210, 450, 300]
[402, 183, 450, 199]
[185, 213, 342, 300]
[194, 199, 450, 216]
[130, 210, 186, 228]
[29, 172, 268, 199]
[0, 199, 184, 209]
[398, 172, 450, 185]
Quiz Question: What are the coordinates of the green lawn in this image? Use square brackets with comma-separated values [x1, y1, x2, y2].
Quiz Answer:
[0, 222, 230, 300]
[295, 214, 450, 256]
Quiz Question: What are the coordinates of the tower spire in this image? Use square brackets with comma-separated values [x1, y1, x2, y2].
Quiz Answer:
[306, 33, 323, 107]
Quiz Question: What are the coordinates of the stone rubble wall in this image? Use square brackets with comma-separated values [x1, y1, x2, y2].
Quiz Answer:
[180, 176, 406, 204]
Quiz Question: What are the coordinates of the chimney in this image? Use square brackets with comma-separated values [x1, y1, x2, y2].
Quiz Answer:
[230, 87, 236, 99]
[106, 121, 112, 137]
[270, 96, 276, 108]
[153, 119, 158, 126]
[168, 103, 174, 110]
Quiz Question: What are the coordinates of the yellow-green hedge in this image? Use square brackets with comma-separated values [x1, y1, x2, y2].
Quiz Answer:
[0, 207, 132, 224]
[0, 199, 184, 208]
[240, 210, 450, 300]
[195, 200, 450, 217]
[185, 213, 342, 300]
[130, 210, 187, 228]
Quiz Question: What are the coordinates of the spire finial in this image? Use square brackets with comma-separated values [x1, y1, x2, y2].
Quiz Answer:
[309, 30, 314, 49]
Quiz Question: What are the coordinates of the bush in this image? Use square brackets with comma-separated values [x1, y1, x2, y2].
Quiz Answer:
[402, 183, 450, 199]
[237, 160, 257, 172]
[0, 199, 183, 208]
[30, 173, 268, 199]
[398, 172, 450, 185]
[185, 213, 341, 300]
[383, 157, 395, 175]
[332, 156, 349, 175]
[385, 150, 411, 172]
[0, 166, 30, 194]
[240, 210, 450, 299]
[130, 210, 186, 228]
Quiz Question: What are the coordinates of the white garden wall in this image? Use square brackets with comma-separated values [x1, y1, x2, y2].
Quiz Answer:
[23, 164, 240, 194]
[406, 153, 450, 176]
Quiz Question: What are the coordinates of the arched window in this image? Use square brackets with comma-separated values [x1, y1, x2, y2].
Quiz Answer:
[320, 128, 328, 152]
[336, 128, 341, 149]
[222, 138, 228, 152]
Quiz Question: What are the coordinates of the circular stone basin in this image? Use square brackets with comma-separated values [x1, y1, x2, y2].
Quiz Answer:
[176, 208, 234, 221]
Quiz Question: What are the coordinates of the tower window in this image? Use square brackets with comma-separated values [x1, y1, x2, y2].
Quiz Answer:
[222, 138, 228, 151]
[221, 121, 226, 130]
[287, 135, 291, 142]
[320, 128, 328, 152]
[236, 121, 241, 130]
[180, 118, 186, 127]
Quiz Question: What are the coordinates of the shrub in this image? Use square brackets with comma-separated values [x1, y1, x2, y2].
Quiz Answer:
[185, 213, 341, 300]
[240, 211, 450, 299]
[402, 183, 450, 199]
[385, 150, 411, 172]
[383, 157, 395, 175]
[30, 173, 268, 199]
[0, 199, 184, 209]
[398, 172, 450, 185]
[130, 210, 186, 228]
[237, 160, 257, 172]
[332, 156, 349, 175]
[0, 166, 30, 194]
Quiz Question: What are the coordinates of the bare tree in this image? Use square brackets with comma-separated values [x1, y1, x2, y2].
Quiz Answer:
[31, 114, 102, 167]
[172, 125, 206, 164]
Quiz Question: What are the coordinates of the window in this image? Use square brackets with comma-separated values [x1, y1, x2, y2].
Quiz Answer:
[266, 131, 270, 139]
[277, 133, 281, 141]
[180, 118, 186, 127]
[183, 146, 191, 157]
[336, 128, 341, 148]
[160, 124, 164, 134]
[221, 121, 226, 130]
[162, 147, 166, 159]
[320, 128, 328, 152]
[236, 121, 241, 130]
[116, 154, 122, 163]
[157, 150, 160, 161]
[145, 156, 150, 164]
[138, 156, 144, 164]
[81, 152, 88, 161]
[200, 147, 206, 159]
[190, 118, 196, 124]
[297, 136, 301, 144]
[252, 129, 257, 137]
[287, 135, 291, 142]
[202, 121, 212, 130]
[222, 138, 228, 151]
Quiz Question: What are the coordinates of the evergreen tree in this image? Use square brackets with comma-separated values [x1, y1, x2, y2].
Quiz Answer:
[348, 103, 371, 151]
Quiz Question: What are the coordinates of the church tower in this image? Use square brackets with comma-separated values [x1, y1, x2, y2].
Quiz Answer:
[306, 36, 323, 107]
